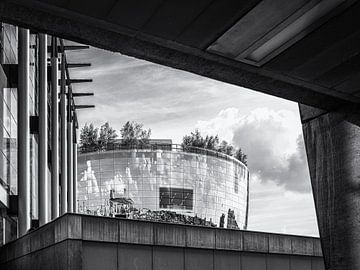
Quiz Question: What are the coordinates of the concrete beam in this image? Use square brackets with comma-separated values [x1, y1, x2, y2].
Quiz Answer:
[0, 1, 359, 112]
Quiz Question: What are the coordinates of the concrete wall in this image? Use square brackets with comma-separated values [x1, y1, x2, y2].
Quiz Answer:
[0, 214, 324, 270]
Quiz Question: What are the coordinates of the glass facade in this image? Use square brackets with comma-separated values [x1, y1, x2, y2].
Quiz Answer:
[0, 23, 19, 244]
[77, 148, 249, 229]
[0, 24, 39, 219]
[0, 24, 18, 195]
[0, 23, 43, 243]
[0, 22, 86, 244]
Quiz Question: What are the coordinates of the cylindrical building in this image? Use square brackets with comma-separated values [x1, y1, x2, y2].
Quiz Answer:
[77, 141, 249, 229]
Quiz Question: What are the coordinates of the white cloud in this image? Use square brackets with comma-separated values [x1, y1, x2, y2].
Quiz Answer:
[197, 107, 311, 193]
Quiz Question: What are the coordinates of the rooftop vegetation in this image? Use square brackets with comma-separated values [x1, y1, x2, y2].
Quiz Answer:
[79, 122, 247, 165]
[79, 121, 150, 153]
[182, 129, 247, 165]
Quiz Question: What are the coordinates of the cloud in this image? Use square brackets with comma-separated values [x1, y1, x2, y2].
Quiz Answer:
[197, 107, 311, 193]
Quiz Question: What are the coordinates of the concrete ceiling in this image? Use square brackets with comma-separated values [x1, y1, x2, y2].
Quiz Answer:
[1, 0, 360, 112]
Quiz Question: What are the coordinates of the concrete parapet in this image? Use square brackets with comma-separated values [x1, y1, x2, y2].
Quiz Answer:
[82, 215, 118, 242]
[54, 213, 82, 242]
[154, 223, 186, 247]
[268, 233, 292, 254]
[0, 213, 324, 270]
[290, 235, 314, 256]
[243, 231, 269, 252]
[186, 225, 216, 249]
[30, 221, 55, 252]
[119, 218, 154, 245]
[215, 228, 243, 250]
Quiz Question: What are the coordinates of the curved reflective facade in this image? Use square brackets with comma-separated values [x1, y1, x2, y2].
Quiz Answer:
[77, 147, 249, 229]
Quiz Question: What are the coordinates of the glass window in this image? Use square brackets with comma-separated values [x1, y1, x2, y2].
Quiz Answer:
[159, 187, 193, 210]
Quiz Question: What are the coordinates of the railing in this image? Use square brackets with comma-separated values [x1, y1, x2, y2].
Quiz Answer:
[79, 143, 247, 168]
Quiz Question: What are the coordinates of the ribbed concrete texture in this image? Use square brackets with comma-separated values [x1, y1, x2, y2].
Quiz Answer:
[0, 1, 359, 112]
[0, 214, 324, 270]
[300, 104, 360, 270]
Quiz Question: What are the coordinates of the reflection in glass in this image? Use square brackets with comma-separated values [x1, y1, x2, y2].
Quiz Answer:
[77, 148, 249, 229]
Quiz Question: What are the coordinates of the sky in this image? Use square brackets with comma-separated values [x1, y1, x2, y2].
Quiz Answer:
[67, 46, 319, 237]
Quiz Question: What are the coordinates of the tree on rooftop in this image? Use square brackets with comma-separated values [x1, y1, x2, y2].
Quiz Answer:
[204, 135, 219, 150]
[182, 129, 219, 150]
[120, 121, 151, 146]
[218, 140, 235, 156]
[79, 123, 98, 152]
[182, 129, 247, 165]
[98, 122, 118, 151]
[235, 148, 247, 165]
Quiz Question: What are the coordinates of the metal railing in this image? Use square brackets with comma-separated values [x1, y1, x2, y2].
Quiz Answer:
[79, 143, 246, 167]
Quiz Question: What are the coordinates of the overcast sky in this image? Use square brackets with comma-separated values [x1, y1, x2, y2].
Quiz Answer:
[67, 46, 319, 237]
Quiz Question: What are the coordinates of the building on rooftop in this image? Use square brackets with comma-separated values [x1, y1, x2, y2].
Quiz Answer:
[77, 140, 250, 229]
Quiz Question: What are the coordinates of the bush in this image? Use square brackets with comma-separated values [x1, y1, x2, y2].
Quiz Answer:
[182, 129, 247, 165]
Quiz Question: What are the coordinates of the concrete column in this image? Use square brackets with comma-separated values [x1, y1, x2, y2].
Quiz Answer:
[17, 28, 30, 236]
[73, 138, 78, 212]
[38, 33, 48, 226]
[67, 109, 73, 213]
[51, 37, 59, 219]
[60, 54, 67, 214]
[300, 104, 360, 270]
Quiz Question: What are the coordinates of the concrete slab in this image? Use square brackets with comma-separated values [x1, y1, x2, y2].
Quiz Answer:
[241, 252, 267, 270]
[83, 242, 117, 270]
[267, 254, 290, 270]
[185, 248, 214, 270]
[118, 244, 152, 270]
[153, 246, 184, 270]
[214, 250, 241, 270]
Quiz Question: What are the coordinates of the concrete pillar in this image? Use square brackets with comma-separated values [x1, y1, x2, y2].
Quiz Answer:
[51, 37, 59, 219]
[17, 28, 30, 236]
[73, 138, 78, 212]
[38, 33, 48, 226]
[299, 104, 360, 270]
[67, 108, 73, 213]
[60, 53, 67, 214]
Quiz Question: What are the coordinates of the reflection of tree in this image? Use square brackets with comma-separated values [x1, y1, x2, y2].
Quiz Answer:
[79, 161, 99, 195]
[105, 174, 126, 197]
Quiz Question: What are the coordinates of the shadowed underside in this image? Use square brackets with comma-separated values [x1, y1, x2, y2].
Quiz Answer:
[0, 0, 359, 113]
